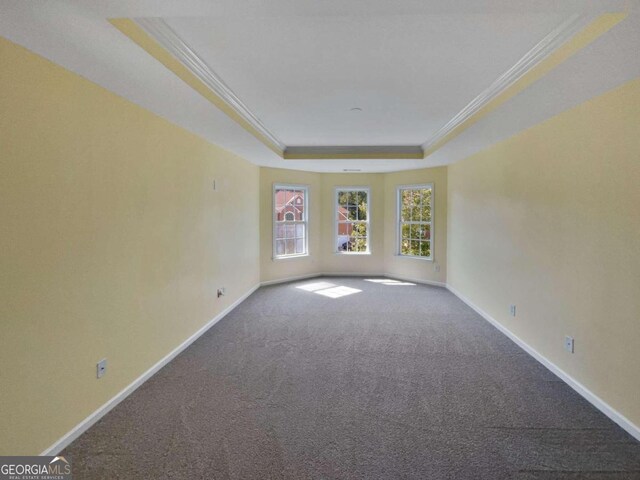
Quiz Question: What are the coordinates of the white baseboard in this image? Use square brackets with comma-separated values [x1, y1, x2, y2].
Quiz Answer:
[260, 273, 320, 286]
[40, 283, 261, 456]
[321, 271, 386, 278]
[384, 273, 446, 288]
[43, 277, 637, 456]
[261, 271, 445, 286]
[260, 272, 384, 286]
[446, 283, 640, 442]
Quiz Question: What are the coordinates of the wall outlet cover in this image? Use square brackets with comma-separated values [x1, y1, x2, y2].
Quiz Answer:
[564, 336, 575, 353]
[97, 358, 107, 378]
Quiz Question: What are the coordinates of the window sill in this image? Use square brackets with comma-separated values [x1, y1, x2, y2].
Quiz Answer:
[334, 251, 372, 256]
[273, 253, 310, 261]
[394, 254, 434, 262]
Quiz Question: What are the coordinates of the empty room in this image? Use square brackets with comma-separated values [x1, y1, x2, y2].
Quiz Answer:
[1, 1, 639, 478]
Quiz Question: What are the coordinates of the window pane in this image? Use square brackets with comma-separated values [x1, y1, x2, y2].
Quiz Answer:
[401, 204, 411, 222]
[350, 222, 368, 251]
[411, 240, 420, 255]
[295, 223, 304, 237]
[276, 239, 285, 255]
[421, 224, 431, 240]
[352, 222, 367, 238]
[285, 189, 293, 204]
[401, 190, 415, 221]
[352, 236, 368, 252]
[420, 241, 431, 257]
[285, 224, 295, 238]
[401, 238, 411, 255]
[338, 234, 350, 251]
[285, 239, 295, 255]
[338, 191, 350, 209]
[401, 223, 410, 240]
[346, 204, 358, 221]
[360, 192, 368, 221]
[295, 238, 304, 254]
[275, 189, 285, 208]
[358, 196, 367, 221]
[421, 188, 432, 222]
[411, 202, 421, 222]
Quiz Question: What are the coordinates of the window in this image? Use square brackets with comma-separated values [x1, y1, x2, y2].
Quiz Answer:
[273, 185, 308, 258]
[335, 188, 370, 253]
[397, 184, 433, 259]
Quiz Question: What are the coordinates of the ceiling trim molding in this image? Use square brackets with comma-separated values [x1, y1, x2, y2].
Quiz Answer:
[421, 13, 589, 153]
[421, 12, 626, 157]
[284, 146, 424, 160]
[112, 13, 626, 162]
[131, 17, 286, 154]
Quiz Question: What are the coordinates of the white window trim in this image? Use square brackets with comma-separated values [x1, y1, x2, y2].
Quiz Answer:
[273, 183, 309, 260]
[334, 186, 371, 255]
[396, 183, 434, 261]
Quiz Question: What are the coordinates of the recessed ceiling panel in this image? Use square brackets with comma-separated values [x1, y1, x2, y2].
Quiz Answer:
[164, 12, 570, 146]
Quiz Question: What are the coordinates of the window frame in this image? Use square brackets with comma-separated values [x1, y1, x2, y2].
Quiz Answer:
[396, 183, 434, 261]
[334, 186, 371, 255]
[272, 183, 309, 260]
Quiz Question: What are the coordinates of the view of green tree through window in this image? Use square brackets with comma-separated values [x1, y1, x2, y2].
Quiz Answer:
[398, 185, 432, 258]
[336, 189, 369, 253]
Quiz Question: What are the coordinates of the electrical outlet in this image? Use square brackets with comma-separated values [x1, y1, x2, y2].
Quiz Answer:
[509, 305, 517, 317]
[217, 287, 225, 298]
[97, 358, 107, 378]
[564, 336, 575, 354]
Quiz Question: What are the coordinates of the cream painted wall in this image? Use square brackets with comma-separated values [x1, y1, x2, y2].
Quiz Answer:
[384, 168, 447, 285]
[260, 168, 447, 283]
[0, 37, 260, 455]
[447, 78, 640, 430]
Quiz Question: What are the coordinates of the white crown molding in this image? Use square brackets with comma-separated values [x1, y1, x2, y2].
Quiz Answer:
[135, 14, 598, 161]
[135, 17, 286, 153]
[421, 13, 592, 153]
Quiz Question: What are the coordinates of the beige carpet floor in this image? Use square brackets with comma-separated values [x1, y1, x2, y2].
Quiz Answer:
[64, 277, 640, 479]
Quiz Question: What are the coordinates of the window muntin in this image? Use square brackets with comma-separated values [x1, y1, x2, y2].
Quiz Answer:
[398, 185, 433, 259]
[274, 185, 308, 258]
[336, 188, 370, 253]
